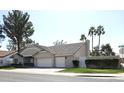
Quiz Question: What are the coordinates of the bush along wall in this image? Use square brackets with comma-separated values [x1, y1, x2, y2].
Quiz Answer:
[85, 59, 119, 69]
[72, 60, 79, 68]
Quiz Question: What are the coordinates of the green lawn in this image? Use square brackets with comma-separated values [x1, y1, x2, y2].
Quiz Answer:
[61, 68, 124, 74]
[0, 66, 16, 70]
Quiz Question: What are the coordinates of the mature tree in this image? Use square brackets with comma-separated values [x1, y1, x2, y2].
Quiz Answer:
[90, 46, 100, 56]
[80, 34, 87, 42]
[2, 10, 34, 53]
[90, 44, 115, 56]
[21, 38, 35, 48]
[6, 40, 16, 51]
[7, 38, 35, 51]
[0, 25, 5, 47]
[53, 40, 67, 46]
[88, 26, 96, 52]
[96, 25, 105, 50]
[101, 44, 115, 56]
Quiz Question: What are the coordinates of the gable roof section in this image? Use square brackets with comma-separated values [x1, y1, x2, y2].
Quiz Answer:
[20, 47, 40, 57]
[20, 44, 53, 57]
[48, 42, 84, 56]
[20, 42, 85, 57]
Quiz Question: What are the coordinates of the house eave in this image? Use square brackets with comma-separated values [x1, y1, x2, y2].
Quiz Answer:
[55, 54, 73, 57]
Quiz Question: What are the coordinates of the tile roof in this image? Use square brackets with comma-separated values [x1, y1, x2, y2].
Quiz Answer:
[47, 42, 84, 56]
[20, 47, 40, 57]
[20, 44, 51, 57]
[0, 51, 16, 58]
[20, 42, 86, 57]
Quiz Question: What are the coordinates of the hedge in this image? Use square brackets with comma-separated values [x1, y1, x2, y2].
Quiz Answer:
[72, 60, 79, 68]
[85, 59, 119, 69]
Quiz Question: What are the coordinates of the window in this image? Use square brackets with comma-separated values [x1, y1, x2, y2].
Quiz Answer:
[0, 60, 3, 64]
[65, 56, 67, 59]
[14, 59, 18, 64]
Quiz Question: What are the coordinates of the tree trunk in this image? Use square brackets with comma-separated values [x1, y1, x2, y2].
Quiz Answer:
[98, 35, 100, 51]
[17, 39, 20, 53]
[92, 35, 93, 52]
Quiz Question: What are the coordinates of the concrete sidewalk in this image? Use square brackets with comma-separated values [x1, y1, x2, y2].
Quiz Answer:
[0, 68, 124, 78]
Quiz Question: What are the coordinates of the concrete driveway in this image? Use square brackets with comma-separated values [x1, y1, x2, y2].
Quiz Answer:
[1, 68, 124, 79]
[0, 68, 64, 75]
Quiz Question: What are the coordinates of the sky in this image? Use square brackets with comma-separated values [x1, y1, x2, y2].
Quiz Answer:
[0, 0, 124, 92]
[0, 10, 124, 54]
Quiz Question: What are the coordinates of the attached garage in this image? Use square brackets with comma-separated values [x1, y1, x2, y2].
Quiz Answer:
[37, 58, 53, 67]
[55, 57, 65, 67]
[34, 51, 54, 67]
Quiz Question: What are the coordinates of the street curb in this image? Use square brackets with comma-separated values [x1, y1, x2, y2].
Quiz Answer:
[0, 70, 120, 77]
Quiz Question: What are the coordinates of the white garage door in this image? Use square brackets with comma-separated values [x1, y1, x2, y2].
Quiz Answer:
[56, 57, 65, 67]
[37, 58, 53, 67]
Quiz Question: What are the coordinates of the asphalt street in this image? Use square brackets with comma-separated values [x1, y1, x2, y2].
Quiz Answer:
[0, 71, 124, 82]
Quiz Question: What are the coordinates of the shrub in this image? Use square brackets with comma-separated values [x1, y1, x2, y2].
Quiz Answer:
[85, 59, 119, 69]
[72, 60, 79, 68]
[11, 63, 23, 67]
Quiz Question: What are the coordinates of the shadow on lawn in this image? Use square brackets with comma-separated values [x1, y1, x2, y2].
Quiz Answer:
[77, 75, 115, 77]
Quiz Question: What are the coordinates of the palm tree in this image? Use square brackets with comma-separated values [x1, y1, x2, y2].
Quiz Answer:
[96, 25, 105, 50]
[80, 34, 87, 42]
[88, 27, 96, 52]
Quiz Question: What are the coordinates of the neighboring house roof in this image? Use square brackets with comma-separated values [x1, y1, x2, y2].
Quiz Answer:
[0, 51, 16, 58]
[20, 41, 87, 57]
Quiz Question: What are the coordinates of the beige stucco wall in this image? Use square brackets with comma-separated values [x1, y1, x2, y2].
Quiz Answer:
[74, 45, 86, 58]
[34, 58, 37, 66]
[74, 40, 90, 60]
[85, 40, 90, 57]
[13, 54, 23, 64]
[72, 40, 90, 68]
[65, 56, 74, 67]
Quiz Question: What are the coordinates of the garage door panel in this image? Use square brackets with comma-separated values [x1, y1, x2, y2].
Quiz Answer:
[37, 58, 53, 67]
[56, 57, 65, 67]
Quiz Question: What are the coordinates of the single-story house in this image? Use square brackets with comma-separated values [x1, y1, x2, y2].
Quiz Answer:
[14, 40, 90, 68]
[0, 51, 16, 66]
